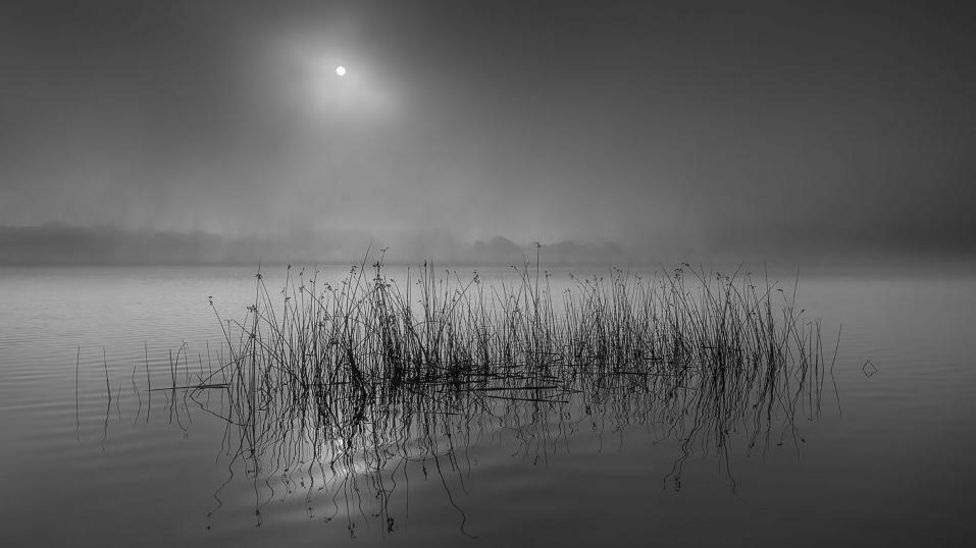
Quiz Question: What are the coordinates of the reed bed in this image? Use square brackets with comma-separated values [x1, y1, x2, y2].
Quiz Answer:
[201, 254, 828, 418]
[150, 254, 834, 532]
[191, 255, 831, 460]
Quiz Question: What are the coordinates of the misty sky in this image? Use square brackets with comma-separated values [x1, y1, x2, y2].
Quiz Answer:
[1, 0, 974, 258]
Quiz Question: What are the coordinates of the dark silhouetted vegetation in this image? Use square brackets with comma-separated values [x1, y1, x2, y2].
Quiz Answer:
[136, 253, 835, 534]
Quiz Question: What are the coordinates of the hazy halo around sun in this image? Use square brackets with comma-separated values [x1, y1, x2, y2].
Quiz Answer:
[335, 65, 346, 76]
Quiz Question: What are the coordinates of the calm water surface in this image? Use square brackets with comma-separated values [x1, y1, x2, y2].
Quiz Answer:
[2, 265, 975, 546]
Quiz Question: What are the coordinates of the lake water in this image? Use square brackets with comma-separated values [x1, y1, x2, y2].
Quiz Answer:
[2, 264, 975, 546]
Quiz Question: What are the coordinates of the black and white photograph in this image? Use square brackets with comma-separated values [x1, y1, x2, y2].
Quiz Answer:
[1, 1, 974, 546]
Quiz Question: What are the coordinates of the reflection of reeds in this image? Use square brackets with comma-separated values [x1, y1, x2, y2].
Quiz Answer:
[170, 254, 832, 535]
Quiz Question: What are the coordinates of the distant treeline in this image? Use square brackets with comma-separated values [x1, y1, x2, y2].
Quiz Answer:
[0, 225, 260, 265]
[0, 225, 628, 266]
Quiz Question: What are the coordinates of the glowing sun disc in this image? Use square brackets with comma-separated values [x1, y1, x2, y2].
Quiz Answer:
[335, 65, 347, 76]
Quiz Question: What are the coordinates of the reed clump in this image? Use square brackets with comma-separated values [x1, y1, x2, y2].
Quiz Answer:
[200, 254, 830, 444]
[175, 254, 833, 532]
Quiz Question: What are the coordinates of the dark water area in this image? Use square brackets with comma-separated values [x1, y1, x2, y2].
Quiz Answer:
[2, 264, 975, 547]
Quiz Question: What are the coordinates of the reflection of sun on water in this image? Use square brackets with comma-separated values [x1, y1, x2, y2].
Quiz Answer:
[321, 436, 372, 477]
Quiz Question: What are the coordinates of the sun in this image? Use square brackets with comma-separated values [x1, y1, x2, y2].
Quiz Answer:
[335, 65, 346, 77]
